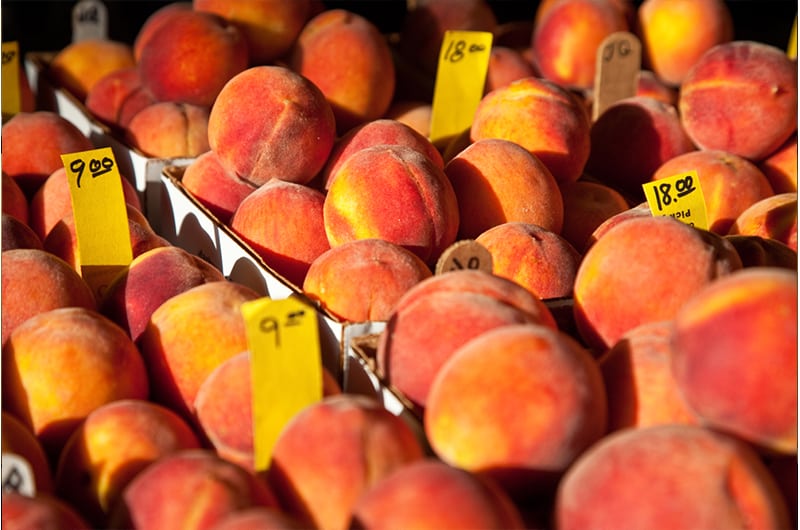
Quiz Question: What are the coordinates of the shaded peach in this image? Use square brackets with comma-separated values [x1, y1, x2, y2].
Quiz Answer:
[2, 411, 54, 494]
[84, 66, 158, 130]
[635, 69, 678, 105]
[2, 492, 91, 530]
[584, 200, 652, 249]
[759, 133, 797, 194]
[181, 150, 257, 224]
[484, 45, 537, 94]
[133, 2, 194, 62]
[559, 178, 630, 253]
[48, 38, 135, 101]
[211, 507, 307, 530]
[2, 171, 28, 224]
[384, 100, 432, 138]
[125, 101, 210, 158]
[725, 234, 797, 271]
[728, 192, 798, 252]
[1, 214, 43, 252]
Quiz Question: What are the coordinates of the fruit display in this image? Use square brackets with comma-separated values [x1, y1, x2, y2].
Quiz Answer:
[1, 0, 797, 528]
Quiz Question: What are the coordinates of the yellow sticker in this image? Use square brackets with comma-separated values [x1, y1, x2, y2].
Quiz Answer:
[2, 41, 21, 118]
[788, 15, 797, 59]
[243, 296, 323, 471]
[62, 147, 133, 298]
[643, 170, 708, 230]
[593, 31, 641, 121]
[429, 30, 493, 147]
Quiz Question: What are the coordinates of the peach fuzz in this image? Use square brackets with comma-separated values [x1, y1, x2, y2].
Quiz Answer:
[100, 245, 226, 342]
[671, 267, 797, 455]
[559, 178, 630, 253]
[572, 215, 742, 353]
[54, 399, 202, 527]
[1, 214, 42, 252]
[2, 492, 91, 530]
[635, 0, 733, 86]
[108, 449, 279, 530]
[2, 172, 28, 224]
[471, 76, 592, 185]
[181, 150, 257, 224]
[137, 9, 249, 107]
[136, 280, 261, 421]
[679, 40, 798, 161]
[208, 65, 336, 186]
[2, 412, 54, 494]
[2, 307, 149, 460]
[728, 192, 798, 252]
[759, 133, 797, 194]
[125, 101, 210, 158]
[266, 394, 425, 530]
[725, 235, 797, 271]
[193, 351, 341, 471]
[1, 111, 94, 195]
[555, 424, 791, 529]
[48, 38, 135, 101]
[585, 95, 695, 201]
[323, 144, 459, 266]
[531, 0, 629, 90]
[84, 67, 157, 130]
[598, 320, 701, 431]
[1, 248, 96, 346]
[194, 0, 313, 64]
[445, 138, 564, 239]
[302, 238, 433, 323]
[476, 222, 582, 300]
[425, 323, 608, 496]
[650, 149, 774, 235]
[350, 459, 527, 529]
[484, 46, 537, 94]
[229, 179, 330, 288]
[133, 2, 193, 62]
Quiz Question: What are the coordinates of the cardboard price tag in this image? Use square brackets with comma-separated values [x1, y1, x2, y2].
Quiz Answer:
[429, 30, 493, 146]
[72, 0, 108, 42]
[2, 453, 36, 497]
[435, 239, 493, 275]
[643, 170, 708, 230]
[2, 41, 21, 118]
[593, 31, 641, 121]
[243, 296, 323, 471]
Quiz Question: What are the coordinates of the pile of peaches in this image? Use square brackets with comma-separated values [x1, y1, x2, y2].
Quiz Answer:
[1, 0, 797, 528]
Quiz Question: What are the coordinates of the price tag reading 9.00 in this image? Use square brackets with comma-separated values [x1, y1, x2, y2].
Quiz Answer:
[643, 170, 708, 230]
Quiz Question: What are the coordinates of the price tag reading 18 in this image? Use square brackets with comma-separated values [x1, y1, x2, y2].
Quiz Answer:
[2, 41, 21, 118]
[643, 170, 708, 230]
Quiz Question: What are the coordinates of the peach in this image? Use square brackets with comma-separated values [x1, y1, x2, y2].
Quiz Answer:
[650, 149, 774, 235]
[124, 101, 211, 158]
[1, 248, 96, 345]
[475, 222, 582, 300]
[229, 179, 330, 288]
[302, 238, 433, 322]
[2, 411, 54, 494]
[84, 66, 158, 130]
[559, 178, 630, 253]
[109, 449, 279, 530]
[531, 0, 629, 90]
[679, 40, 798, 161]
[54, 399, 202, 527]
[136, 280, 261, 421]
[181, 150, 257, 224]
[384, 100, 433, 138]
[671, 267, 797, 454]
[1, 111, 94, 195]
[100, 245, 226, 342]
[585, 95, 695, 201]
[471, 76, 592, 185]
[484, 46, 537, 94]
[1, 214, 42, 252]
[425, 323, 608, 496]
[2, 171, 29, 224]
[725, 235, 798, 271]
[445, 138, 564, 239]
[2, 492, 91, 530]
[193, 351, 341, 471]
[48, 38, 135, 101]
[764, 454, 799, 528]
[555, 425, 792, 529]
[137, 9, 249, 107]
[323, 144, 459, 266]
[759, 133, 797, 194]
[635, 69, 678, 105]
[350, 459, 527, 529]
[573, 215, 742, 353]
[2, 307, 149, 460]
[194, 0, 313, 64]
[584, 200, 652, 249]
[208, 65, 336, 186]
[728, 192, 798, 252]
[266, 394, 426, 530]
[211, 507, 307, 530]
[635, 0, 734, 86]
[133, 2, 194, 62]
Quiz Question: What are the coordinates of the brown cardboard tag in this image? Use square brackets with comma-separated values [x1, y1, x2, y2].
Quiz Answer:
[593, 31, 641, 121]
[434, 239, 493, 275]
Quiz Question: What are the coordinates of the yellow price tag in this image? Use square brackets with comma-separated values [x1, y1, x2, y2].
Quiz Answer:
[2, 41, 21, 118]
[243, 296, 323, 471]
[643, 170, 708, 230]
[62, 147, 133, 298]
[429, 30, 493, 147]
[788, 15, 797, 59]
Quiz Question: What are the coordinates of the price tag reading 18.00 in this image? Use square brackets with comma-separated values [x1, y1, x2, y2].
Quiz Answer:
[243, 296, 323, 471]
[2, 41, 21, 118]
[643, 170, 708, 230]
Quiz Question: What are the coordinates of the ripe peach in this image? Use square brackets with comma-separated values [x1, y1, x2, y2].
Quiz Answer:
[302, 238, 433, 322]
[635, 69, 678, 105]
[425, 323, 608, 496]
[2, 492, 91, 530]
[229, 179, 330, 288]
[635, 0, 734, 86]
[48, 38, 136, 101]
[471, 76, 592, 185]
[759, 133, 797, 194]
[573, 215, 742, 353]
[124, 101, 211, 158]
[1, 214, 43, 252]
[323, 144, 459, 266]
[2, 411, 54, 494]
[384, 100, 433, 138]
[267, 394, 425, 530]
[555, 425, 792, 529]
[211, 507, 307, 530]
[728, 192, 798, 252]
[725, 235, 797, 270]
[133, 2, 194, 62]
[2, 171, 28, 224]
[484, 45, 537, 94]
[84, 67, 157, 130]
[2, 307, 149, 460]
[54, 399, 202, 527]
[181, 150, 257, 224]
[650, 149, 774, 235]
[137, 9, 249, 107]
[559, 178, 631, 252]
[671, 267, 797, 454]
[679, 40, 798, 161]
[584, 200, 652, 249]
[208, 65, 336, 186]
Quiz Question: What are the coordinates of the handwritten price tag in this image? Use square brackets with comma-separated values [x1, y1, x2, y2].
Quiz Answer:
[643, 170, 708, 230]
[243, 296, 323, 471]
[62, 147, 133, 299]
[435, 239, 493, 275]
[429, 30, 493, 147]
[2, 453, 36, 497]
[2, 41, 21, 119]
[72, 0, 108, 42]
[593, 31, 641, 121]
